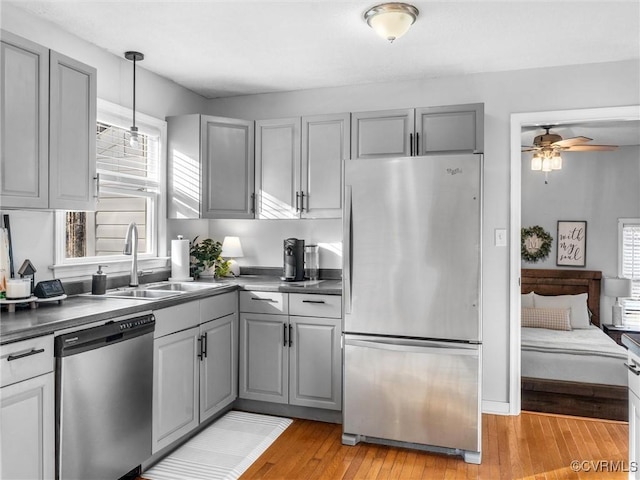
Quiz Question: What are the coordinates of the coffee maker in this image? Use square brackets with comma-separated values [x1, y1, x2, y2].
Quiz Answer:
[283, 238, 305, 281]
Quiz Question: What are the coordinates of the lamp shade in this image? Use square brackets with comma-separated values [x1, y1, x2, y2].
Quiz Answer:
[604, 277, 633, 298]
[221, 236, 244, 258]
[364, 3, 419, 42]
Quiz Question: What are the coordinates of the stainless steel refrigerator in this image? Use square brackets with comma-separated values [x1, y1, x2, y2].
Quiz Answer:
[342, 154, 482, 464]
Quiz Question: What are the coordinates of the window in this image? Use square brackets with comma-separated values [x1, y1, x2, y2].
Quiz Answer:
[54, 99, 167, 277]
[620, 218, 640, 324]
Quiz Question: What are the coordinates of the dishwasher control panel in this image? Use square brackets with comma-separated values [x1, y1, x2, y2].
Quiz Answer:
[119, 315, 155, 331]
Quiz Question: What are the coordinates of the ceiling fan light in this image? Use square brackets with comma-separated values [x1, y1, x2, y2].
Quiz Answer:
[531, 153, 542, 171]
[365, 3, 419, 42]
[551, 151, 562, 170]
[541, 157, 552, 172]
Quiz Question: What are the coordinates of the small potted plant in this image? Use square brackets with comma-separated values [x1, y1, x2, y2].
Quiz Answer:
[190, 237, 231, 278]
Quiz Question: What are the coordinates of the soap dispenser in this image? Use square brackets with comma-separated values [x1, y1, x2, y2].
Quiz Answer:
[92, 265, 108, 295]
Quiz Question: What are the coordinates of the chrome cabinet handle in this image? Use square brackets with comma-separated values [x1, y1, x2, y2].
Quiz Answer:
[7, 348, 45, 361]
[625, 362, 640, 376]
[302, 299, 325, 304]
[283, 323, 288, 346]
[415, 132, 420, 156]
[409, 133, 413, 156]
[197, 336, 204, 361]
[295, 191, 301, 212]
[202, 332, 208, 359]
[251, 297, 276, 302]
[300, 191, 306, 213]
[289, 324, 293, 347]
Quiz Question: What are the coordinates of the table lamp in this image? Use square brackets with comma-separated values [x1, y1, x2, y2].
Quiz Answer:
[604, 277, 633, 326]
[221, 236, 244, 277]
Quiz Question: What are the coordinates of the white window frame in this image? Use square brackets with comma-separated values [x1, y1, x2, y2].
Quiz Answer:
[52, 99, 168, 279]
[619, 217, 640, 324]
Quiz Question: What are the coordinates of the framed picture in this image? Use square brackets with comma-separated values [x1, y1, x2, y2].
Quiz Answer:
[556, 220, 587, 267]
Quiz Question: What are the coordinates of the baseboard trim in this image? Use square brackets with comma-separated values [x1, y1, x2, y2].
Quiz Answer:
[482, 400, 511, 415]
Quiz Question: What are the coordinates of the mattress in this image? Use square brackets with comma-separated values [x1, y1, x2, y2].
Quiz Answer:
[521, 325, 628, 386]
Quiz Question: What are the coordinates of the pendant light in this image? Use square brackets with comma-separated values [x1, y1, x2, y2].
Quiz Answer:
[364, 3, 419, 43]
[124, 51, 144, 148]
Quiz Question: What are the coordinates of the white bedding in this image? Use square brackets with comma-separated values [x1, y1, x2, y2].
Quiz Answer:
[521, 325, 628, 386]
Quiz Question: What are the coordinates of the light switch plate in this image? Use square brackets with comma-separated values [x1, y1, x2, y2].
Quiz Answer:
[495, 228, 507, 247]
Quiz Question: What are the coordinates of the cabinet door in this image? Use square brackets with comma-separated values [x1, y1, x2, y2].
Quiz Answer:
[1, 373, 54, 480]
[289, 316, 341, 410]
[351, 109, 414, 160]
[200, 312, 238, 422]
[631, 389, 640, 480]
[301, 113, 349, 219]
[415, 104, 483, 155]
[239, 313, 288, 403]
[49, 51, 97, 210]
[0, 31, 49, 208]
[201, 116, 255, 219]
[152, 326, 199, 453]
[255, 118, 301, 219]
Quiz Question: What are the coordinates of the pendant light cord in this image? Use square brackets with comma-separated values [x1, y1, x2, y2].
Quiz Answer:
[132, 57, 136, 129]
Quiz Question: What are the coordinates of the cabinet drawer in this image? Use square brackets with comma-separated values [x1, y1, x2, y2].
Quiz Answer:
[154, 301, 200, 338]
[200, 291, 237, 323]
[289, 294, 341, 319]
[1, 335, 54, 387]
[240, 291, 288, 315]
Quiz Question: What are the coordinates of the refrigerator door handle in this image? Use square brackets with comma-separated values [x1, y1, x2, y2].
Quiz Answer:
[343, 185, 353, 314]
[344, 337, 479, 357]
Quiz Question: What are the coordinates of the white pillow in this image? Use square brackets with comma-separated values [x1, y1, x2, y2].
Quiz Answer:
[521, 291, 535, 308]
[533, 292, 590, 329]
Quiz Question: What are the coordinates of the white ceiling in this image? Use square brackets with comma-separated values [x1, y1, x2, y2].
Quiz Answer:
[7, 0, 640, 100]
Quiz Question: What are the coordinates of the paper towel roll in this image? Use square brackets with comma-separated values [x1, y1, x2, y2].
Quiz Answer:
[170, 238, 193, 281]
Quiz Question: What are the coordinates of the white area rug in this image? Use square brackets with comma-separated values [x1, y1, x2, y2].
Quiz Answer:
[143, 411, 293, 480]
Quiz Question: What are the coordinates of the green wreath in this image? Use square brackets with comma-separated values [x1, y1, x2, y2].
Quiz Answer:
[521, 225, 553, 263]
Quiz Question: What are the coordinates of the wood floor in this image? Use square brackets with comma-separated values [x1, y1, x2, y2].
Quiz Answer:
[239, 412, 629, 480]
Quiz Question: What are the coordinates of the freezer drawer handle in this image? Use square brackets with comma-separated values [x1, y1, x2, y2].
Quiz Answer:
[625, 362, 640, 376]
[7, 348, 45, 361]
[345, 338, 479, 356]
[251, 297, 277, 302]
[302, 299, 325, 304]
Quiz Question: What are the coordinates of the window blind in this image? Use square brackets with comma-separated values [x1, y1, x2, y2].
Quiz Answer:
[621, 220, 640, 324]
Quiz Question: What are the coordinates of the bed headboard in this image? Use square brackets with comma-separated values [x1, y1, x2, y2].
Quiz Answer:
[521, 269, 602, 327]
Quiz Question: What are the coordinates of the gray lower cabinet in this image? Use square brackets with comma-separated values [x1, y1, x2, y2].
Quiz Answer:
[0, 30, 97, 210]
[351, 103, 483, 159]
[152, 293, 238, 454]
[239, 291, 342, 411]
[0, 335, 55, 480]
[167, 114, 254, 219]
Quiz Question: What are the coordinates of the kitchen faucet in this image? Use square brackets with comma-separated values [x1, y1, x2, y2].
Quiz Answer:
[123, 222, 139, 286]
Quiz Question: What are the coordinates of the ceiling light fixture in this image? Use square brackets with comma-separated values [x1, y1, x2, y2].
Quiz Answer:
[124, 51, 144, 148]
[364, 3, 419, 43]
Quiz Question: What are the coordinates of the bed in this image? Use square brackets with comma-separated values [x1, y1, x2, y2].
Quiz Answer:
[521, 268, 629, 421]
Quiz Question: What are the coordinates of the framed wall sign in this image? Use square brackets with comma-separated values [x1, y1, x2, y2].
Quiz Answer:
[556, 220, 587, 267]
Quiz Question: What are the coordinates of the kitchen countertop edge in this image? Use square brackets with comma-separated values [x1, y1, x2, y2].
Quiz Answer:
[1, 277, 341, 344]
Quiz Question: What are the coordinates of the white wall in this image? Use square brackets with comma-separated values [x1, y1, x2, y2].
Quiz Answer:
[1, 5, 209, 280]
[522, 145, 640, 322]
[204, 60, 640, 407]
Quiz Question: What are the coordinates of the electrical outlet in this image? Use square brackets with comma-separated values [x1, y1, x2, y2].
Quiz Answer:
[495, 228, 507, 247]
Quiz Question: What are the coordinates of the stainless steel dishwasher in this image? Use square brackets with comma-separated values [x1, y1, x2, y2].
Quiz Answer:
[55, 312, 155, 480]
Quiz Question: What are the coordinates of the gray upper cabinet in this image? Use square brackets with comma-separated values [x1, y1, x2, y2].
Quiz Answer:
[1, 31, 96, 210]
[255, 113, 349, 220]
[167, 114, 254, 219]
[301, 113, 349, 219]
[49, 51, 97, 211]
[255, 117, 301, 219]
[351, 103, 483, 159]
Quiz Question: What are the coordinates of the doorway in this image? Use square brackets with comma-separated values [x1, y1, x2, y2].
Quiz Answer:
[508, 105, 640, 415]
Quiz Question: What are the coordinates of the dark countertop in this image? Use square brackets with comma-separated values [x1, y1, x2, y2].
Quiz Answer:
[622, 333, 640, 357]
[0, 276, 341, 345]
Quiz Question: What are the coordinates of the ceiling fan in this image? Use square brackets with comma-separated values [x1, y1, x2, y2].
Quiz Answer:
[522, 126, 619, 153]
[522, 126, 618, 176]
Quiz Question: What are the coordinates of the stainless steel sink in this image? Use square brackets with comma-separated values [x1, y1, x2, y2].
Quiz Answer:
[146, 282, 228, 292]
[103, 289, 183, 300]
